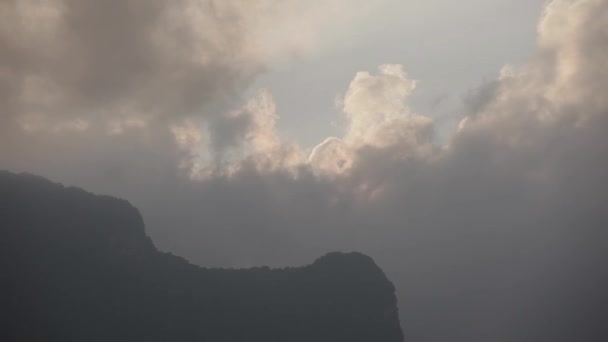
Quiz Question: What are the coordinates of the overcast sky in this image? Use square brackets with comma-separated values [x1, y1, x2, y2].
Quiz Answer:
[1, 0, 607, 340]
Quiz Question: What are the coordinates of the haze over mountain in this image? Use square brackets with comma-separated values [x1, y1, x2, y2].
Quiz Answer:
[0, 171, 403, 341]
[1, 0, 608, 340]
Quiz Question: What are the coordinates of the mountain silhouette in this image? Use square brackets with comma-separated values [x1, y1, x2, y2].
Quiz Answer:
[0, 171, 403, 341]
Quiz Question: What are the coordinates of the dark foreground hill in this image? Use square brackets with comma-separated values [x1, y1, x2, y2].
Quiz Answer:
[0, 171, 403, 341]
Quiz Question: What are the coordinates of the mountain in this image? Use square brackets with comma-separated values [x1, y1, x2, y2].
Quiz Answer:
[0, 171, 403, 341]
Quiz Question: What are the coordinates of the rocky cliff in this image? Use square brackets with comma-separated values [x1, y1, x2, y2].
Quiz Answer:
[0, 171, 403, 341]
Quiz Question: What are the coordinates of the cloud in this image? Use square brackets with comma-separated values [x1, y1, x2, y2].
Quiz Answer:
[0, 1, 265, 128]
[0, 0, 380, 173]
[2, 0, 608, 340]
[308, 137, 353, 175]
[306, 65, 433, 176]
[0, 0, 385, 132]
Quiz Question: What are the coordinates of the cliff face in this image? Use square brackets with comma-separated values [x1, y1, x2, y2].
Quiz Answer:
[0, 171, 403, 342]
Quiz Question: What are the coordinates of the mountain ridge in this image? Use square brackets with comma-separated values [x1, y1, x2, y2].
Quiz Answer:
[0, 170, 403, 341]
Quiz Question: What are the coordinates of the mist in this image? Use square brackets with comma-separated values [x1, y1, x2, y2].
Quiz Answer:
[1, 0, 607, 340]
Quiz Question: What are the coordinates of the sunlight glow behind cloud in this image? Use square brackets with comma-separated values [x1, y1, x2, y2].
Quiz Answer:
[1, 0, 607, 340]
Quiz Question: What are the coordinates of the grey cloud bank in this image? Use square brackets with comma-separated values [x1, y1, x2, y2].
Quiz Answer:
[1, 0, 608, 340]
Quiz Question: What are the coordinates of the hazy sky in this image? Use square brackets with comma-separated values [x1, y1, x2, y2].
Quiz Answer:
[1, 0, 607, 340]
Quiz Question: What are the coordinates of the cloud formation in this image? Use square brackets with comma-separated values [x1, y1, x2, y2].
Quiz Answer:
[1, 0, 608, 340]
[0, 1, 262, 128]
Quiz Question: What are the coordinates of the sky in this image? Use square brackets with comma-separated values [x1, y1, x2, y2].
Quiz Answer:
[1, 0, 608, 340]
